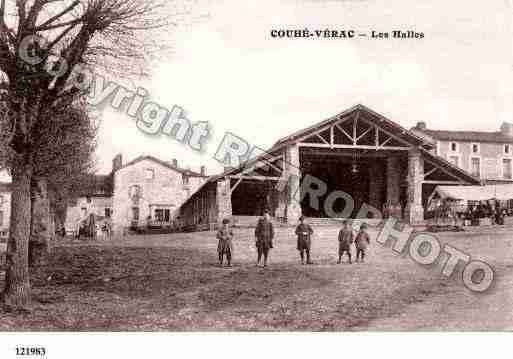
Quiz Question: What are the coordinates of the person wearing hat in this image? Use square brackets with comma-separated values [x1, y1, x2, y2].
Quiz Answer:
[254, 209, 274, 267]
[216, 218, 234, 267]
[354, 223, 371, 263]
[338, 219, 354, 264]
[295, 216, 314, 265]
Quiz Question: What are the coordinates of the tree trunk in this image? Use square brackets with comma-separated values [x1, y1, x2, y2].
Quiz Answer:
[29, 178, 50, 267]
[49, 204, 56, 239]
[2, 163, 32, 311]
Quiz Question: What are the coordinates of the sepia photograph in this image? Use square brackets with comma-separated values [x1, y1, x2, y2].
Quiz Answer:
[0, 0, 512, 357]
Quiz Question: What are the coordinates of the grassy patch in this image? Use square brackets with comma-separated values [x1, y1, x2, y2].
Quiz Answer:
[0, 227, 508, 330]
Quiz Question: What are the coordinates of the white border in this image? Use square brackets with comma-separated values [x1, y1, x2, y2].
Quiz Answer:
[0, 333, 509, 359]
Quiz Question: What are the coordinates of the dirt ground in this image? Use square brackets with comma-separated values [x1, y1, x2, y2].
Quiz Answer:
[0, 225, 512, 331]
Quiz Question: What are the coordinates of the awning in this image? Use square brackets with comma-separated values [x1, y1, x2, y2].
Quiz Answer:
[431, 184, 513, 202]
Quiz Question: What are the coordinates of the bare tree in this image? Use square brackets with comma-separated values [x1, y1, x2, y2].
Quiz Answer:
[0, 0, 173, 311]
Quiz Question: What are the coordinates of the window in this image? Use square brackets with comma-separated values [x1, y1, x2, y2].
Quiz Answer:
[128, 185, 142, 200]
[471, 143, 480, 154]
[105, 208, 112, 218]
[182, 174, 189, 186]
[144, 168, 155, 180]
[448, 155, 459, 167]
[154, 209, 171, 222]
[503, 158, 512, 179]
[450, 142, 458, 152]
[470, 157, 481, 178]
[505, 144, 511, 155]
[132, 207, 140, 221]
[0, 211, 3, 226]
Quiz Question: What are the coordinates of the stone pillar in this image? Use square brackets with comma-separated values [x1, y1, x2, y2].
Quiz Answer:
[216, 177, 232, 224]
[284, 144, 302, 223]
[274, 184, 288, 222]
[369, 161, 384, 210]
[29, 178, 51, 266]
[405, 149, 424, 225]
[386, 156, 401, 218]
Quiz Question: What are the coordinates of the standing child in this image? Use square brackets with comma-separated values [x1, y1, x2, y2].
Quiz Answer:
[216, 218, 234, 267]
[255, 209, 274, 267]
[295, 216, 314, 265]
[354, 223, 371, 263]
[338, 220, 354, 264]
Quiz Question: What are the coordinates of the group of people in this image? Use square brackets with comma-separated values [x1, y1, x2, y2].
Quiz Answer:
[215, 210, 371, 267]
[76, 213, 112, 240]
[465, 202, 510, 226]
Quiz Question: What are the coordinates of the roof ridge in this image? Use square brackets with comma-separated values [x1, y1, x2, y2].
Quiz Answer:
[120, 154, 208, 177]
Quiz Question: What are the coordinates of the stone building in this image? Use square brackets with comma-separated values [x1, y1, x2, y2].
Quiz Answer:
[65, 154, 208, 234]
[411, 121, 513, 184]
[177, 104, 480, 229]
[64, 174, 114, 233]
[110, 155, 207, 234]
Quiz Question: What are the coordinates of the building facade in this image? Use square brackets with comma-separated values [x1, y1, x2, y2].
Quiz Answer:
[110, 155, 206, 234]
[411, 122, 513, 184]
[178, 104, 480, 229]
[65, 155, 208, 235]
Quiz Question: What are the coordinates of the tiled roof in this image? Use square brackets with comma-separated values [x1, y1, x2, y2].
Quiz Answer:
[419, 129, 513, 144]
[274, 104, 435, 150]
[119, 155, 207, 177]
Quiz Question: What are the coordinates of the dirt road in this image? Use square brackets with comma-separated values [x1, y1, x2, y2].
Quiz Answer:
[0, 226, 511, 330]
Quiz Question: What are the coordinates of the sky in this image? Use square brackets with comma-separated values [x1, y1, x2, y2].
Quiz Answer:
[93, 0, 513, 176]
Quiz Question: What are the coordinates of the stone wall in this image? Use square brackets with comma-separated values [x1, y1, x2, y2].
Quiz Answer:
[284, 144, 302, 222]
[0, 190, 11, 236]
[111, 158, 206, 234]
[405, 149, 424, 224]
[216, 178, 232, 224]
[438, 140, 513, 181]
[386, 156, 402, 217]
[65, 196, 113, 233]
[369, 160, 385, 210]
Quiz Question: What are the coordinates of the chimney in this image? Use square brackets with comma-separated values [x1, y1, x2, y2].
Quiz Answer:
[172, 158, 178, 167]
[112, 154, 122, 172]
[200, 166, 206, 176]
[500, 122, 513, 136]
[416, 121, 427, 131]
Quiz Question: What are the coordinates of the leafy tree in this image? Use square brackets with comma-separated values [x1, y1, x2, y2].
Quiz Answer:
[0, 0, 171, 311]
[29, 101, 98, 266]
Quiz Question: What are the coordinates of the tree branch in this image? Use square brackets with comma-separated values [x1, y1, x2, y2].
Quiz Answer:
[36, 0, 80, 31]
[0, 0, 5, 26]
[36, 17, 83, 32]
[16, 0, 27, 33]
[25, 0, 46, 30]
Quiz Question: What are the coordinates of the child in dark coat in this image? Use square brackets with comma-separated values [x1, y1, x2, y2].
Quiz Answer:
[295, 216, 314, 265]
[355, 223, 371, 263]
[338, 220, 354, 264]
[216, 218, 234, 267]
